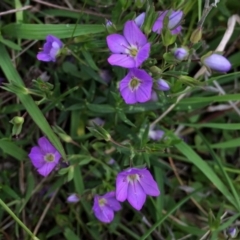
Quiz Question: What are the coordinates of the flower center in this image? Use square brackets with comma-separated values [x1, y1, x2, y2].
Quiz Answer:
[98, 197, 106, 207]
[127, 174, 140, 183]
[130, 47, 138, 57]
[44, 153, 55, 162]
[129, 77, 141, 91]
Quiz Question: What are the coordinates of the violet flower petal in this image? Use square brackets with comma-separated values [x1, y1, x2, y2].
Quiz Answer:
[120, 87, 138, 104]
[37, 162, 57, 177]
[108, 54, 135, 68]
[127, 181, 146, 210]
[123, 20, 147, 46]
[38, 137, 56, 153]
[171, 25, 182, 35]
[37, 53, 52, 62]
[152, 11, 167, 34]
[116, 174, 128, 202]
[46, 35, 63, 48]
[136, 84, 152, 103]
[28, 146, 45, 168]
[106, 34, 129, 54]
[139, 169, 160, 196]
[136, 42, 150, 67]
[94, 204, 114, 223]
[107, 197, 122, 211]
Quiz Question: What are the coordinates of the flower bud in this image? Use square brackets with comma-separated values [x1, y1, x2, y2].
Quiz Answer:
[157, 79, 170, 91]
[173, 47, 188, 60]
[202, 54, 231, 73]
[99, 69, 111, 84]
[190, 27, 202, 43]
[0, 77, 4, 85]
[135, 0, 145, 8]
[67, 193, 80, 203]
[152, 10, 183, 35]
[148, 129, 165, 141]
[168, 10, 183, 30]
[9, 116, 24, 136]
[134, 12, 146, 28]
[227, 227, 238, 238]
[105, 19, 116, 34]
[105, 19, 113, 28]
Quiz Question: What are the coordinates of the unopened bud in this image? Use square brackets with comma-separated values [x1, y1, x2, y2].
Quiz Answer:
[9, 116, 24, 136]
[10, 116, 24, 125]
[190, 27, 202, 43]
[135, 0, 145, 8]
[157, 79, 170, 91]
[202, 53, 231, 73]
[135, 12, 146, 28]
[168, 10, 183, 30]
[227, 227, 238, 238]
[173, 47, 189, 60]
[67, 193, 80, 203]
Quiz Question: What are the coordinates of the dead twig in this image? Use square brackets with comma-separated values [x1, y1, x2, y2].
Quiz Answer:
[0, 6, 32, 16]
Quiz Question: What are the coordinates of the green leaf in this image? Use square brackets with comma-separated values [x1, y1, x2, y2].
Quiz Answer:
[2, 185, 21, 200]
[199, 132, 240, 210]
[179, 94, 240, 105]
[0, 138, 27, 161]
[2, 24, 105, 39]
[0, 37, 21, 50]
[64, 228, 80, 240]
[181, 123, 240, 130]
[175, 140, 236, 208]
[87, 103, 115, 113]
[210, 138, 240, 149]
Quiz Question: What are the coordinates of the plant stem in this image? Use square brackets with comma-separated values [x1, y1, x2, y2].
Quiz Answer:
[0, 199, 39, 240]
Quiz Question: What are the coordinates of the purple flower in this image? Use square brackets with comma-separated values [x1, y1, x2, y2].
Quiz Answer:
[106, 19, 113, 28]
[157, 79, 170, 91]
[150, 90, 158, 102]
[108, 158, 116, 165]
[28, 137, 61, 177]
[202, 54, 231, 73]
[135, 12, 146, 28]
[120, 68, 153, 104]
[173, 47, 188, 60]
[89, 117, 105, 126]
[0, 77, 4, 85]
[67, 193, 80, 203]
[153, 10, 183, 35]
[148, 129, 165, 141]
[99, 69, 111, 83]
[106, 20, 150, 68]
[227, 227, 238, 238]
[116, 168, 160, 210]
[92, 191, 121, 223]
[37, 35, 63, 62]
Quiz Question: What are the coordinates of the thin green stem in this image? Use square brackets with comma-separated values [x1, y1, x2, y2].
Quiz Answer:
[0, 199, 39, 240]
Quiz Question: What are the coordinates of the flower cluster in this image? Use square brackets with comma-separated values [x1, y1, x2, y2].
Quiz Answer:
[92, 168, 160, 223]
[106, 11, 183, 104]
[29, 137, 160, 223]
